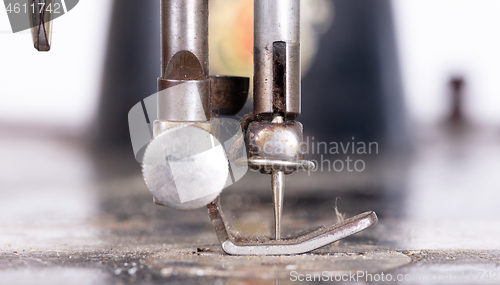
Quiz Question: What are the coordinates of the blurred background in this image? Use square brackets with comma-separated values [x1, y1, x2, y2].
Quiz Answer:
[1, 0, 500, 283]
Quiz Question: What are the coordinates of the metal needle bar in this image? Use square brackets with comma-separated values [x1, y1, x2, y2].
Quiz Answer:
[254, 0, 301, 119]
[272, 170, 284, 240]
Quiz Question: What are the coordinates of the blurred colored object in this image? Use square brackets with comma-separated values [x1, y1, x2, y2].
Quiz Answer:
[208, 0, 334, 79]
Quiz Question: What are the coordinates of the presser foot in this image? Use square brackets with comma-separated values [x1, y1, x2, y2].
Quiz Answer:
[207, 199, 378, 256]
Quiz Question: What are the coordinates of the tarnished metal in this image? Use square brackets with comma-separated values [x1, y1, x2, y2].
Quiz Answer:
[161, 0, 209, 78]
[142, 0, 379, 255]
[207, 199, 378, 256]
[158, 3, 211, 122]
[164, 50, 206, 80]
[157, 78, 210, 121]
[253, 0, 301, 119]
[246, 121, 304, 161]
[210, 76, 249, 116]
[221, 0, 379, 255]
[143, 0, 222, 211]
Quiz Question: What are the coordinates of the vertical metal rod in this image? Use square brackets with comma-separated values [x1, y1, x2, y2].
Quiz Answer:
[158, 0, 210, 122]
[272, 170, 285, 240]
[253, 0, 301, 119]
[161, 0, 209, 78]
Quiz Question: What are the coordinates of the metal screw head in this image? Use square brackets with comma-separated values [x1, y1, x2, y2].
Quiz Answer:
[142, 125, 229, 210]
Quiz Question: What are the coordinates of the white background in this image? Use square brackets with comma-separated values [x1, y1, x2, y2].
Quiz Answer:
[0, 0, 112, 131]
[393, 0, 500, 125]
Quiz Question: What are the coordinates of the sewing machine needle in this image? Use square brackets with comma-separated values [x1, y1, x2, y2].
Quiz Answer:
[272, 170, 285, 240]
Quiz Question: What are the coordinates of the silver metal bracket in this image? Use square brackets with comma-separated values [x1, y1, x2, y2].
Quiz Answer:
[207, 198, 378, 256]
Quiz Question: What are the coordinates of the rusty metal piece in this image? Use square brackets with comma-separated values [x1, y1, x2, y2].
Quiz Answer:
[210, 76, 249, 116]
[30, 0, 53, 51]
[239, 112, 255, 136]
[272, 41, 286, 115]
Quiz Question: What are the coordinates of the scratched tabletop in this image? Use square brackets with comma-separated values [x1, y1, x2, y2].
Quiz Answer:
[1, 124, 500, 284]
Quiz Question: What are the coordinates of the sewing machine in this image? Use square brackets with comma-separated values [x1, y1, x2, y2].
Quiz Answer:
[140, 0, 377, 256]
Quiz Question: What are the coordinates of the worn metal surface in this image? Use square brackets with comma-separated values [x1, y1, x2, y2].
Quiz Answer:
[157, 78, 210, 121]
[210, 76, 249, 116]
[246, 121, 304, 162]
[163, 50, 206, 81]
[206, 199, 378, 255]
[157, 0, 211, 122]
[253, 0, 301, 119]
[160, 0, 209, 78]
[143, 0, 220, 211]
[247, 0, 323, 254]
